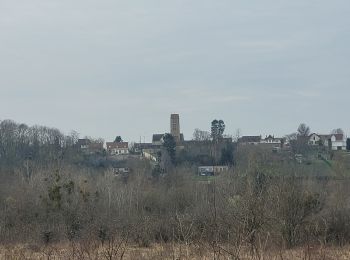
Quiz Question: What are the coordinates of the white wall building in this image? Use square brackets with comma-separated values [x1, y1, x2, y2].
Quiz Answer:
[308, 133, 321, 146]
[308, 133, 347, 151]
[106, 142, 129, 155]
[329, 134, 346, 151]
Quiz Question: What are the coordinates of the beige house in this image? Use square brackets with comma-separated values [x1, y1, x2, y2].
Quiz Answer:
[106, 142, 129, 155]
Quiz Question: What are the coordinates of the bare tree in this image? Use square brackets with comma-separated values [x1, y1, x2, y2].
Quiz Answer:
[331, 128, 344, 135]
[297, 123, 311, 137]
[193, 128, 211, 141]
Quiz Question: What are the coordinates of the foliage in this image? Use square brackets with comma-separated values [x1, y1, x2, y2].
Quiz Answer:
[297, 123, 311, 137]
[287, 123, 312, 155]
[162, 133, 176, 164]
[2, 118, 350, 259]
[211, 119, 225, 140]
[332, 128, 344, 135]
[192, 128, 211, 141]
[114, 136, 123, 143]
[220, 143, 234, 165]
[0, 120, 81, 171]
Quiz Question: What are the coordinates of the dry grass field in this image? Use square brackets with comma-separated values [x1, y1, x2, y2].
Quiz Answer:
[1, 243, 350, 260]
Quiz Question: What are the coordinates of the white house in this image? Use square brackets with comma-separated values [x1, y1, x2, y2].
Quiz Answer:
[308, 133, 346, 151]
[198, 166, 229, 176]
[308, 133, 321, 146]
[261, 135, 284, 145]
[143, 151, 158, 162]
[329, 134, 346, 151]
[106, 142, 129, 155]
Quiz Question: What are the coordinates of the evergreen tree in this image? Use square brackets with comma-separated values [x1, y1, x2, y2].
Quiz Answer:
[211, 119, 226, 140]
[162, 133, 176, 164]
[114, 136, 123, 143]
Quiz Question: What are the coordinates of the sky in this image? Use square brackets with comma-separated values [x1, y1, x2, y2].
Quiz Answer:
[1, 0, 349, 142]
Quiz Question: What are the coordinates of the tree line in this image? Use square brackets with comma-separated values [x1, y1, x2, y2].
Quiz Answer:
[1, 152, 350, 258]
[1, 119, 350, 258]
[0, 120, 81, 171]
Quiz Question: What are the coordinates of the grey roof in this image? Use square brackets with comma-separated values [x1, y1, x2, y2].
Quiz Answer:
[152, 134, 164, 142]
[77, 139, 91, 145]
[180, 133, 184, 141]
[239, 136, 261, 143]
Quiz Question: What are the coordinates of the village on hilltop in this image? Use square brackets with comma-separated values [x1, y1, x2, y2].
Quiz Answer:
[75, 114, 349, 176]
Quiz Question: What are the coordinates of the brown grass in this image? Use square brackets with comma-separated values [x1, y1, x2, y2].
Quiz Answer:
[1, 243, 350, 260]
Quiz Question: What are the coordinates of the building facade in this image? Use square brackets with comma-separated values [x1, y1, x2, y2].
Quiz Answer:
[198, 166, 229, 176]
[77, 139, 104, 154]
[308, 133, 346, 150]
[261, 135, 284, 145]
[238, 136, 262, 145]
[329, 134, 346, 150]
[308, 133, 321, 146]
[106, 142, 129, 155]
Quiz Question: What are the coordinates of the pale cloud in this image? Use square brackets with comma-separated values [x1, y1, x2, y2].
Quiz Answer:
[208, 95, 251, 103]
[294, 90, 322, 98]
[0, 0, 349, 141]
[235, 40, 292, 52]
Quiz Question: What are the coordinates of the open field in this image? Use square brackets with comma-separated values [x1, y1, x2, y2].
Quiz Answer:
[2, 243, 350, 260]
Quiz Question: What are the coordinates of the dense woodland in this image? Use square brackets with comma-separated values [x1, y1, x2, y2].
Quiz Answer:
[1, 119, 350, 259]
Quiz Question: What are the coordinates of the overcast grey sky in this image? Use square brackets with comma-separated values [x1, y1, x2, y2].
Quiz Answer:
[1, 0, 349, 142]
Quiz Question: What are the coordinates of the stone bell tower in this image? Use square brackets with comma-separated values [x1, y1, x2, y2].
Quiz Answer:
[170, 114, 181, 142]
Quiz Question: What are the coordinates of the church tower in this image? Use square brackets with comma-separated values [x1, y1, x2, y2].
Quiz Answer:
[170, 114, 181, 142]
